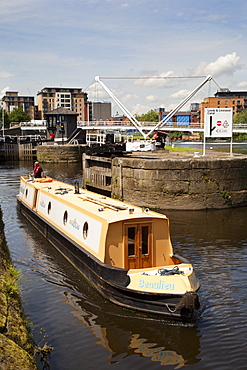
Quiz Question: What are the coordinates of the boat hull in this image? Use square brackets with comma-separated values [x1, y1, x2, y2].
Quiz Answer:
[17, 196, 199, 321]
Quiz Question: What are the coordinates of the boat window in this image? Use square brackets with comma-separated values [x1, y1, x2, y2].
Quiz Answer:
[63, 211, 68, 225]
[141, 226, 148, 255]
[47, 201, 51, 215]
[83, 222, 88, 239]
[25, 189, 28, 198]
[128, 227, 135, 256]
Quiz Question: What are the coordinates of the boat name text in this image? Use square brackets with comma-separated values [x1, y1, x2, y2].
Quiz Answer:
[70, 218, 80, 230]
[139, 279, 174, 291]
[40, 200, 45, 208]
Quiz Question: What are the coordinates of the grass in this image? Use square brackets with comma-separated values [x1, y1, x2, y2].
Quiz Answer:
[166, 145, 202, 152]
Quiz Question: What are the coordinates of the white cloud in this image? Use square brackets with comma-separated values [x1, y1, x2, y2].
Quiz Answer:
[237, 81, 247, 88]
[133, 71, 177, 88]
[170, 89, 191, 99]
[194, 52, 241, 77]
[145, 95, 158, 102]
[132, 103, 152, 115]
[86, 82, 110, 101]
[122, 94, 139, 103]
[0, 0, 40, 22]
[0, 86, 10, 99]
[0, 71, 14, 78]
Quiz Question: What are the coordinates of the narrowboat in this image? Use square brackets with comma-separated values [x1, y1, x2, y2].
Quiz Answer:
[17, 176, 200, 321]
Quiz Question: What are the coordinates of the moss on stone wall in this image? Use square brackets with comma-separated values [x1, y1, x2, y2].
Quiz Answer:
[111, 153, 247, 210]
[0, 208, 38, 370]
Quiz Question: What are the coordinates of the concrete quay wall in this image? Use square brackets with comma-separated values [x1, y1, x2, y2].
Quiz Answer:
[111, 155, 247, 210]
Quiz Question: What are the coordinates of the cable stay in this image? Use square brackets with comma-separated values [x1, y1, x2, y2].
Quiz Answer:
[95, 75, 214, 139]
[147, 75, 213, 138]
[95, 76, 146, 137]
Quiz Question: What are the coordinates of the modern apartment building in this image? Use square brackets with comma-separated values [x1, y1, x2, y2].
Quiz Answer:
[2, 91, 37, 119]
[37, 87, 89, 121]
[200, 89, 247, 122]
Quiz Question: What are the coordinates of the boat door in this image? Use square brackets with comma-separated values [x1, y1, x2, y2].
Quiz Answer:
[124, 223, 152, 269]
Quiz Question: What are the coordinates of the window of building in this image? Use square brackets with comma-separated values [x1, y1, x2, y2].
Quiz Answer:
[218, 101, 221, 105]
[225, 100, 228, 104]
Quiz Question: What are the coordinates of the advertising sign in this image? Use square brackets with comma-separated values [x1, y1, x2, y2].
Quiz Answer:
[204, 108, 233, 138]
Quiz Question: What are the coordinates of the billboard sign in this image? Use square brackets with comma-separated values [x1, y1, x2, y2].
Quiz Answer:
[204, 108, 233, 138]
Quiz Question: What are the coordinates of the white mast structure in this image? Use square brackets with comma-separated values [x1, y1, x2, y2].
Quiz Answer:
[95, 75, 213, 139]
[94, 76, 147, 137]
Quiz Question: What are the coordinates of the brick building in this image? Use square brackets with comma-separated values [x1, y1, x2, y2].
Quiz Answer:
[200, 89, 247, 122]
[37, 87, 88, 122]
[2, 91, 37, 119]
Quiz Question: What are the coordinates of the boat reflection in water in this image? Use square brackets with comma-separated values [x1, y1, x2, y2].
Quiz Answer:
[61, 289, 201, 367]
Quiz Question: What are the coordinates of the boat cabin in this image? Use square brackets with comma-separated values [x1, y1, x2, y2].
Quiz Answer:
[18, 177, 175, 271]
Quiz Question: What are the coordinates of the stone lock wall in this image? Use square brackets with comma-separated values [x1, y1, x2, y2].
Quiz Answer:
[111, 156, 247, 210]
[36, 144, 86, 163]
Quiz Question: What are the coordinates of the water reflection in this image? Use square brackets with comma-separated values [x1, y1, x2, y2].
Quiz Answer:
[18, 160, 83, 187]
[62, 290, 201, 368]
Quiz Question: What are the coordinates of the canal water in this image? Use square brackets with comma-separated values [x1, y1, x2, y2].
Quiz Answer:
[0, 161, 246, 370]
[176, 141, 247, 155]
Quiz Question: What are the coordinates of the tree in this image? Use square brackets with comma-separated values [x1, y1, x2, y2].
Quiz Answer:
[136, 110, 159, 122]
[233, 110, 247, 124]
[8, 107, 31, 125]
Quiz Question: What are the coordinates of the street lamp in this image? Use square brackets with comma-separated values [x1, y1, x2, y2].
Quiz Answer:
[2, 106, 4, 138]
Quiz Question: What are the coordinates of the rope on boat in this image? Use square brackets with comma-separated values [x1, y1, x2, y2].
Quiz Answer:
[165, 292, 200, 316]
[165, 304, 177, 313]
[157, 266, 183, 276]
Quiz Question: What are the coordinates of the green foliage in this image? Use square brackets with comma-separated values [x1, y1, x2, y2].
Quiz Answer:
[166, 145, 200, 152]
[233, 133, 247, 141]
[8, 107, 31, 124]
[136, 109, 159, 122]
[35, 343, 53, 368]
[171, 131, 183, 139]
[0, 263, 21, 297]
[220, 190, 231, 200]
[233, 110, 247, 124]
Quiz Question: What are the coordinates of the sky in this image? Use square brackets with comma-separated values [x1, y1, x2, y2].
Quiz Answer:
[1, 0, 247, 115]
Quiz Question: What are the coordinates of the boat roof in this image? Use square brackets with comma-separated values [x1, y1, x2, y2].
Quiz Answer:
[22, 177, 168, 224]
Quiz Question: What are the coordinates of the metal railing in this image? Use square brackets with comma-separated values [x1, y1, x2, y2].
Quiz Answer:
[77, 121, 247, 132]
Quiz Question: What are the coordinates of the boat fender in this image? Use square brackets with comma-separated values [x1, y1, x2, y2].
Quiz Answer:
[175, 292, 200, 311]
[39, 179, 53, 183]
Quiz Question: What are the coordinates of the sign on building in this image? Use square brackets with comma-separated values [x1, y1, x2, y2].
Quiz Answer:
[204, 108, 233, 138]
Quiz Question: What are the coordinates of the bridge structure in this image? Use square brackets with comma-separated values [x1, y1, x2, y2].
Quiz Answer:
[77, 120, 247, 134]
[2, 74, 247, 146]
